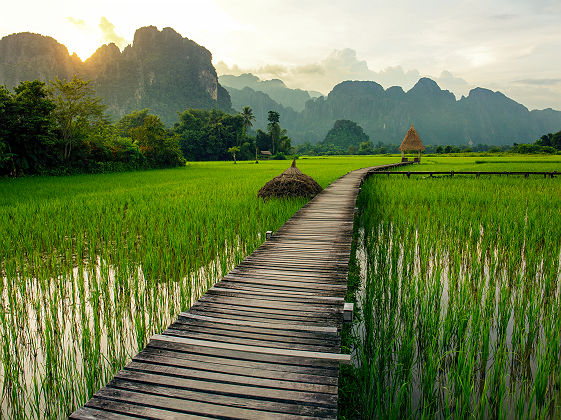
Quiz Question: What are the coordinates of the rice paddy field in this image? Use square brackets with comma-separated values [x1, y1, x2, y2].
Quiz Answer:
[342, 155, 561, 419]
[0, 156, 395, 418]
[1, 154, 561, 418]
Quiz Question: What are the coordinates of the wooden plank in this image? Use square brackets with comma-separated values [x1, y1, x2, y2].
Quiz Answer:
[185, 308, 340, 327]
[151, 335, 351, 364]
[125, 360, 338, 394]
[85, 396, 211, 419]
[94, 387, 315, 420]
[207, 286, 345, 304]
[135, 348, 338, 385]
[69, 406, 138, 419]
[146, 341, 339, 375]
[178, 312, 339, 333]
[110, 377, 337, 418]
[113, 370, 338, 407]
[195, 295, 343, 313]
[211, 281, 343, 297]
[164, 327, 339, 352]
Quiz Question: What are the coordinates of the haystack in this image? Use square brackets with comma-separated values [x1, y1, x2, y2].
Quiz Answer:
[258, 160, 323, 199]
[399, 125, 425, 162]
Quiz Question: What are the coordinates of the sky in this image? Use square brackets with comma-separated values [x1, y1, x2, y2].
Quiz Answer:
[2, 0, 561, 110]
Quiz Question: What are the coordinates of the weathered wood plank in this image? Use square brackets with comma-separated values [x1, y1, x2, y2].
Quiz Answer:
[151, 335, 351, 364]
[178, 312, 339, 333]
[134, 348, 339, 385]
[109, 377, 337, 417]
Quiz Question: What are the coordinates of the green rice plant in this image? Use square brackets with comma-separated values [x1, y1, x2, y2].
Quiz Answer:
[343, 158, 561, 418]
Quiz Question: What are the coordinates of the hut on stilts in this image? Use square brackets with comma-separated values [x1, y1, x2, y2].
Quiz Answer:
[399, 125, 425, 163]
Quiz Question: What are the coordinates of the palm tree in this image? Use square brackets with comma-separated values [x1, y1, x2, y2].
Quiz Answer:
[240, 106, 255, 137]
[239, 106, 256, 161]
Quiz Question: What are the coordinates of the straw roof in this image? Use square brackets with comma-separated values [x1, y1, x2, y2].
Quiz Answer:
[399, 125, 425, 152]
[258, 160, 323, 199]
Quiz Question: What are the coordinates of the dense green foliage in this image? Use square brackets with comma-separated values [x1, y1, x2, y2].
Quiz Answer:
[341, 159, 561, 418]
[321, 119, 370, 154]
[535, 130, 561, 150]
[174, 108, 244, 161]
[0, 79, 186, 176]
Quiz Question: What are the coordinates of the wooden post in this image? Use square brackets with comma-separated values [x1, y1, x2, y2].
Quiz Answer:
[266, 231, 273, 240]
[343, 303, 354, 322]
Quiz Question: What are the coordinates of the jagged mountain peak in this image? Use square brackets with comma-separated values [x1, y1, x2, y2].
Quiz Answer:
[0, 27, 231, 125]
[329, 80, 384, 97]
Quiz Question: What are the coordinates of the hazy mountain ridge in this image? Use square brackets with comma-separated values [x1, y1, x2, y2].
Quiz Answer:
[230, 78, 561, 145]
[0, 27, 231, 125]
[226, 85, 298, 131]
[219, 73, 317, 112]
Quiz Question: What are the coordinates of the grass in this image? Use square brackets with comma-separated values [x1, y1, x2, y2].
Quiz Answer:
[341, 157, 561, 418]
[0, 156, 396, 418]
[2, 154, 560, 417]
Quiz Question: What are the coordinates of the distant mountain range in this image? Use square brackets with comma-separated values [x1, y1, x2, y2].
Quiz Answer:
[219, 73, 321, 112]
[223, 76, 561, 146]
[0, 27, 231, 125]
[1, 27, 560, 146]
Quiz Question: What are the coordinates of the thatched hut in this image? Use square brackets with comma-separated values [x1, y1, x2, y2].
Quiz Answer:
[258, 160, 323, 199]
[399, 125, 425, 163]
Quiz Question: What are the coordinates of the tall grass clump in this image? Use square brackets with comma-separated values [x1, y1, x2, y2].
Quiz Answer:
[343, 173, 561, 419]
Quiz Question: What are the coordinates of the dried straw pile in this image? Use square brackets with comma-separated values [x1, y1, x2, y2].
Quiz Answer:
[258, 160, 323, 199]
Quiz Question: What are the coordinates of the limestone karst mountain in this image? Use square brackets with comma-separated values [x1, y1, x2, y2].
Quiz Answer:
[0, 26, 232, 125]
[2, 27, 560, 144]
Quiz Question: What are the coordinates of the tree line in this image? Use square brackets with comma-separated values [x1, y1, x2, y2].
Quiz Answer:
[0, 78, 293, 177]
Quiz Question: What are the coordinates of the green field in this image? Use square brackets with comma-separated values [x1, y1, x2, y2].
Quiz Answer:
[341, 155, 561, 418]
[1, 155, 560, 418]
[0, 156, 396, 417]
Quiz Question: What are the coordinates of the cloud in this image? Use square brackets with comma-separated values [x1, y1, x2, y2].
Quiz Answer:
[217, 47, 561, 109]
[489, 13, 517, 20]
[219, 48, 436, 94]
[66, 17, 87, 30]
[98, 17, 127, 49]
[434, 71, 472, 97]
[514, 78, 561, 86]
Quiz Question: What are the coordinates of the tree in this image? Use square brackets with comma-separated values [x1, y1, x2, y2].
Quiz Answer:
[323, 120, 369, 150]
[240, 106, 255, 138]
[255, 129, 271, 152]
[116, 109, 150, 137]
[239, 106, 256, 161]
[49, 76, 106, 163]
[277, 128, 292, 154]
[0, 86, 15, 174]
[174, 109, 243, 161]
[228, 146, 240, 163]
[358, 141, 373, 155]
[1, 81, 58, 175]
[125, 113, 184, 168]
[267, 111, 280, 154]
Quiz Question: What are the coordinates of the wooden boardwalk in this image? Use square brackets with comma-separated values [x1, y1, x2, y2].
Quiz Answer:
[71, 162, 407, 419]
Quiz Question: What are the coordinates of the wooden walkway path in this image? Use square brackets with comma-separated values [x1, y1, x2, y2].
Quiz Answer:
[71, 162, 408, 419]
